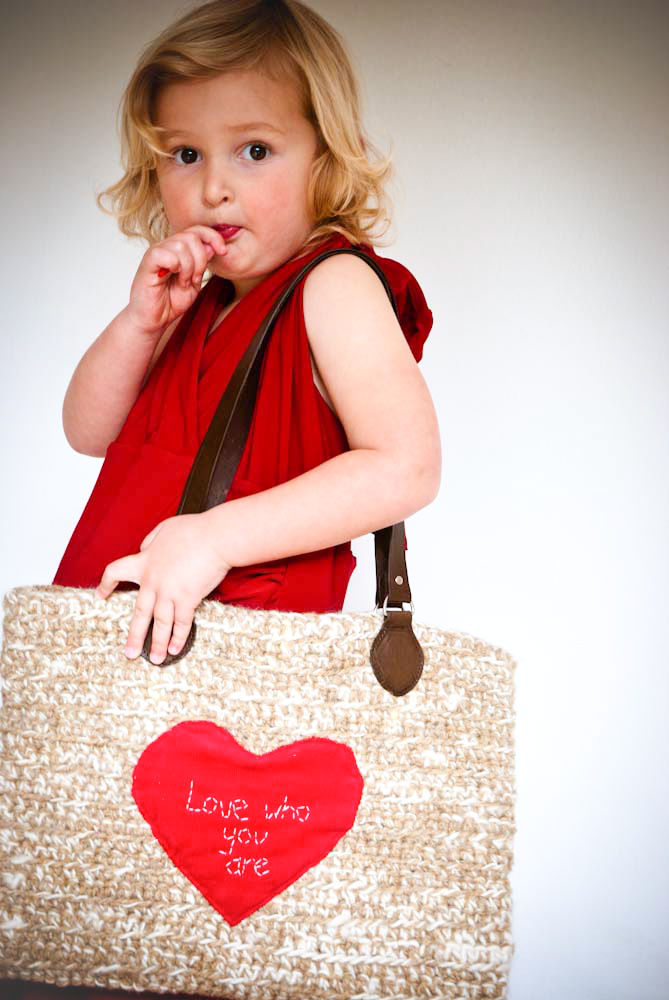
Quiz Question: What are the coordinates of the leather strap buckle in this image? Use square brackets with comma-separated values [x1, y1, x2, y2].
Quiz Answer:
[378, 596, 415, 616]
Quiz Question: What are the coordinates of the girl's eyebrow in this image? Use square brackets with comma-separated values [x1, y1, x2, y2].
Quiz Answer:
[161, 122, 285, 140]
[226, 121, 285, 135]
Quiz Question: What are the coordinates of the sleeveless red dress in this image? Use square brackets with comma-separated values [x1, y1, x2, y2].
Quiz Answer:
[53, 234, 432, 611]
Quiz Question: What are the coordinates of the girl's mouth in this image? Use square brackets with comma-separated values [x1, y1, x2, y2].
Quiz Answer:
[211, 224, 241, 242]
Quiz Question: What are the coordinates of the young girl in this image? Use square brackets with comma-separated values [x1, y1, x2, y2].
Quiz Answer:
[48, 0, 441, 677]
[8, 8, 442, 1000]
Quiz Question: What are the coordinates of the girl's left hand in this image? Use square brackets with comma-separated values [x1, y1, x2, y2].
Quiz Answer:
[96, 512, 231, 664]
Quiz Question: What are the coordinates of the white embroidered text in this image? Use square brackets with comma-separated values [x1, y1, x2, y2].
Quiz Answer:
[184, 779, 312, 879]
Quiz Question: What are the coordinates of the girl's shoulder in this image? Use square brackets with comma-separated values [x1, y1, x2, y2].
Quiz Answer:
[301, 235, 433, 362]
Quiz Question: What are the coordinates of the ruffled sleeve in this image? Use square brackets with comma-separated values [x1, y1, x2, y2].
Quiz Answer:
[366, 248, 433, 362]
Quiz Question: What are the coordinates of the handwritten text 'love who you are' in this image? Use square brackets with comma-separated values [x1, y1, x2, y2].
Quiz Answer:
[186, 779, 311, 878]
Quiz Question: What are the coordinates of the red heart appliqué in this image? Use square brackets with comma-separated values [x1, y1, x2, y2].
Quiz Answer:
[132, 721, 364, 925]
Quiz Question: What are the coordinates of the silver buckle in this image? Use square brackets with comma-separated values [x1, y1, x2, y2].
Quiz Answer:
[376, 595, 415, 616]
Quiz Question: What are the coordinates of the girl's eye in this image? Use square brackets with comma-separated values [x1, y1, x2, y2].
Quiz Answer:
[173, 147, 200, 165]
[242, 142, 270, 162]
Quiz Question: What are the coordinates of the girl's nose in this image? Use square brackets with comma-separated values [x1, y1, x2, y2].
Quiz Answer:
[202, 164, 233, 207]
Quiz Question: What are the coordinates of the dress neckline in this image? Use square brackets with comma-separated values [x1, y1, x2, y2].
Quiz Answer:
[204, 277, 237, 342]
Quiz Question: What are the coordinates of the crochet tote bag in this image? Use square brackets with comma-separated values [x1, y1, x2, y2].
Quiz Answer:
[0, 249, 516, 1000]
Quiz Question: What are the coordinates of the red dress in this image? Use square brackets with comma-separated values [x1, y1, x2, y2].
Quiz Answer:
[53, 232, 432, 611]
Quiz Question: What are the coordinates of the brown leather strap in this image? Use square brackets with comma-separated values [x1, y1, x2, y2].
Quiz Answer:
[179, 248, 395, 514]
[147, 246, 423, 695]
[179, 247, 413, 611]
[373, 524, 413, 609]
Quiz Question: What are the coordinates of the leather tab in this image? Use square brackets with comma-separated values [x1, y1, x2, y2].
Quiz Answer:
[141, 621, 197, 666]
[370, 611, 424, 696]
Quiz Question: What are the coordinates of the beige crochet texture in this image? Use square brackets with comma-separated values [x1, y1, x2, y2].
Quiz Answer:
[0, 585, 516, 999]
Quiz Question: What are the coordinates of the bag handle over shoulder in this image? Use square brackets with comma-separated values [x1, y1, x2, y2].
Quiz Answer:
[146, 246, 424, 695]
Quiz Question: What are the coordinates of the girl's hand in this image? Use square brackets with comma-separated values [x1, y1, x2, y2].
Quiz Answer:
[126, 226, 228, 336]
[95, 511, 232, 664]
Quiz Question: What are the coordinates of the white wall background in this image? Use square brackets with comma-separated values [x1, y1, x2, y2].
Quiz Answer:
[1, 1, 668, 998]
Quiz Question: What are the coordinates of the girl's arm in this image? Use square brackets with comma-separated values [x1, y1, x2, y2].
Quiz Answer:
[62, 309, 176, 456]
[63, 226, 226, 456]
[98, 253, 441, 663]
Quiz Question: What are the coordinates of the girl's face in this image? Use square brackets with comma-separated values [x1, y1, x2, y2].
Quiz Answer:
[154, 69, 320, 298]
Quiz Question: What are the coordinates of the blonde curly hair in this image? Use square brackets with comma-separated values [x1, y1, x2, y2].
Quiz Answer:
[99, 0, 392, 247]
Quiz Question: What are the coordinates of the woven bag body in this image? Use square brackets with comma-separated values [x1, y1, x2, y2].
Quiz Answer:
[0, 585, 515, 999]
